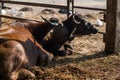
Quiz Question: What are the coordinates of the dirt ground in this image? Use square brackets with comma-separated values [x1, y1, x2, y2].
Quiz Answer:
[1, 0, 120, 80]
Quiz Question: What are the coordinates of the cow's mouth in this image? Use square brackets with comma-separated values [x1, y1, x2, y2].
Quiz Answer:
[92, 28, 98, 34]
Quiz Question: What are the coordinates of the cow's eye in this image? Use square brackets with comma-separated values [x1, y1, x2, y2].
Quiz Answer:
[87, 23, 90, 25]
[85, 23, 91, 29]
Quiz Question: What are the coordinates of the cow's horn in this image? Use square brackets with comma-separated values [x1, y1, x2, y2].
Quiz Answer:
[73, 15, 81, 24]
[41, 16, 58, 26]
[41, 16, 51, 23]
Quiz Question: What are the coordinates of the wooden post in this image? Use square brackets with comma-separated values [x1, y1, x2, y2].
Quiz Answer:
[67, 0, 74, 17]
[0, 2, 2, 27]
[105, 0, 118, 54]
[115, 0, 120, 55]
[71, 0, 74, 14]
[67, 0, 70, 17]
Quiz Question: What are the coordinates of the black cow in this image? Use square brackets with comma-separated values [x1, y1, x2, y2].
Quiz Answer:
[40, 14, 98, 56]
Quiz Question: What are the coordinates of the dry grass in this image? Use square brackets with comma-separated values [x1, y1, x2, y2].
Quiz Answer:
[28, 53, 119, 80]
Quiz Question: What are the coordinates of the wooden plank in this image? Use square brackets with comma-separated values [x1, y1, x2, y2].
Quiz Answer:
[115, 0, 120, 55]
[0, 1, 67, 9]
[105, 0, 117, 54]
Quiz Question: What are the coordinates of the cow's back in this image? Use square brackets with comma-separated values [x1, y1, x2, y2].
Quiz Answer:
[10, 20, 54, 42]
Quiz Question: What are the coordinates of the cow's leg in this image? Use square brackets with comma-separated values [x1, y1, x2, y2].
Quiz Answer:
[0, 68, 18, 80]
[58, 50, 73, 56]
[64, 42, 73, 50]
[45, 44, 73, 56]
[37, 49, 53, 66]
[35, 42, 54, 66]
[56, 49, 73, 56]
[0, 40, 27, 80]
[55, 43, 73, 56]
[18, 69, 35, 80]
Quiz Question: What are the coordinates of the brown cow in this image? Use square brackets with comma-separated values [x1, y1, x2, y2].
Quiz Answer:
[0, 26, 53, 80]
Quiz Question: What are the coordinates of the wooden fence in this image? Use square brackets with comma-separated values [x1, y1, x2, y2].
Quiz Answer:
[0, 0, 107, 21]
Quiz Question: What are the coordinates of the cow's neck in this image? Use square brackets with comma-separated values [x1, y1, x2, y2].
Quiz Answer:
[63, 16, 76, 35]
[30, 22, 53, 43]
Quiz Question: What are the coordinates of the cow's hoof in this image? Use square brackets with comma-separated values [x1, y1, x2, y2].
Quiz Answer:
[46, 53, 54, 64]
[64, 43, 73, 50]
[57, 50, 73, 56]
[65, 50, 73, 55]
[37, 53, 54, 66]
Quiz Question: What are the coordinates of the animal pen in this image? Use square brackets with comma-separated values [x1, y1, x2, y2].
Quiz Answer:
[0, 0, 119, 55]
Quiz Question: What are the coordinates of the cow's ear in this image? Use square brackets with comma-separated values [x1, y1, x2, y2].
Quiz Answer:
[41, 16, 49, 22]
[49, 17, 59, 26]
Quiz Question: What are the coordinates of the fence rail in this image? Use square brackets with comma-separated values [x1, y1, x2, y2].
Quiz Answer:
[74, 6, 107, 11]
[0, 1, 107, 11]
[0, 1, 70, 21]
[0, 1, 67, 9]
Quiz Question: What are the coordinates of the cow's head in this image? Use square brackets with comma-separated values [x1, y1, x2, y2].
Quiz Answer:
[72, 14, 98, 35]
[63, 14, 98, 36]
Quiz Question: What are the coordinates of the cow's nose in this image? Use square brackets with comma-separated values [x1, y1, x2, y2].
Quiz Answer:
[92, 28, 98, 34]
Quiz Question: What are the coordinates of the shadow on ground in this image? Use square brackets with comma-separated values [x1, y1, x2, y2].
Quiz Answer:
[48, 51, 112, 67]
